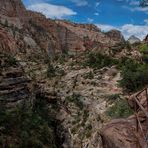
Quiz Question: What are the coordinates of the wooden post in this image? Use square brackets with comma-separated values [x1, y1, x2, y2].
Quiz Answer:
[145, 88, 148, 112]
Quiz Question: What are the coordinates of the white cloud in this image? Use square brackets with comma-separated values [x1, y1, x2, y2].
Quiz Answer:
[70, 0, 88, 6]
[87, 18, 94, 23]
[27, 3, 77, 19]
[144, 19, 148, 25]
[94, 12, 99, 16]
[96, 24, 116, 32]
[123, 5, 148, 13]
[121, 24, 148, 40]
[96, 23, 148, 40]
[95, 2, 100, 7]
[129, 0, 139, 6]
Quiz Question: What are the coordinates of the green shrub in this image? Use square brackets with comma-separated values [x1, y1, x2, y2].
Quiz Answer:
[86, 52, 118, 69]
[119, 59, 148, 92]
[7, 55, 17, 66]
[107, 94, 120, 101]
[83, 71, 94, 79]
[65, 93, 84, 109]
[139, 44, 148, 54]
[47, 62, 56, 78]
[106, 98, 133, 118]
[139, 44, 148, 63]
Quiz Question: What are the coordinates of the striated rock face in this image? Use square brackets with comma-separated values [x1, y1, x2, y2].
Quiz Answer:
[0, 0, 126, 57]
[128, 35, 141, 44]
[0, 52, 34, 109]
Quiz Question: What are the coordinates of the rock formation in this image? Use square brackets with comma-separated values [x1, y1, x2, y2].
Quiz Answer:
[144, 34, 148, 44]
[0, 0, 126, 58]
[0, 52, 34, 109]
[0, 28, 17, 53]
[128, 35, 141, 44]
[105, 29, 125, 43]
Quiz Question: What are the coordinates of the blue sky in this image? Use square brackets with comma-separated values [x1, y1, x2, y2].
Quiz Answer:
[22, 0, 148, 39]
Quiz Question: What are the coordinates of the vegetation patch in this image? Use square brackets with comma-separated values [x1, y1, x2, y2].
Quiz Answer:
[106, 98, 133, 118]
[119, 59, 148, 92]
[65, 93, 84, 109]
[0, 96, 59, 148]
[139, 43, 148, 63]
[85, 52, 118, 69]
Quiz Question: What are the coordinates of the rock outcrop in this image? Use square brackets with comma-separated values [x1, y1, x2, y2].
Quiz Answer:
[105, 29, 125, 43]
[0, 28, 17, 53]
[0, 0, 26, 17]
[144, 34, 148, 44]
[128, 35, 141, 44]
[0, 52, 34, 109]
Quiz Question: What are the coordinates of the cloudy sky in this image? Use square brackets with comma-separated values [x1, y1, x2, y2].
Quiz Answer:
[22, 0, 148, 40]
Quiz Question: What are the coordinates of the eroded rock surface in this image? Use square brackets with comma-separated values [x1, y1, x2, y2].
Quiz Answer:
[0, 52, 34, 109]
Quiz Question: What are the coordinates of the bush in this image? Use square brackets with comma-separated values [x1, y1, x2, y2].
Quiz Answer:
[139, 44, 148, 63]
[65, 93, 84, 109]
[86, 52, 118, 69]
[107, 94, 120, 102]
[119, 59, 148, 92]
[5, 55, 17, 67]
[47, 62, 56, 78]
[106, 98, 133, 118]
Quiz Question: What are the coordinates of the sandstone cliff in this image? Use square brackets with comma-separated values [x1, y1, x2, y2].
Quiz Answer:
[0, 0, 126, 58]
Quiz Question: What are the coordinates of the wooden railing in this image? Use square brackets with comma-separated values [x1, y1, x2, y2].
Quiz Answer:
[133, 87, 148, 147]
